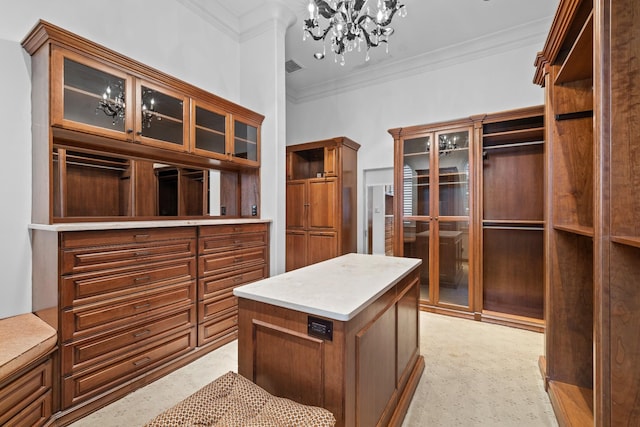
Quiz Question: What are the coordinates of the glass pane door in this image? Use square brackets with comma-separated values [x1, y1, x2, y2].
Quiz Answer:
[138, 84, 185, 147]
[233, 120, 258, 163]
[435, 129, 471, 308]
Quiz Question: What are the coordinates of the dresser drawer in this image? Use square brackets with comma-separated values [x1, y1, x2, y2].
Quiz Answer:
[61, 280, 195, 341]
[62, 239, 196, 275]
[1, 390, 51, 427]
[199, 247, 267, 277]
[61, 227, 197, 249]
[199, 291, 236, 322]
[199, 223, 268, 239]
[61, 258, 196, 308]
[62, 305, 195, 375]
[199, 264, 267, 300]
[198, 312, 238, 347]
[199, 228, 267, 254]
[0, 359, 52, 426]
[62, 327, 196, 409]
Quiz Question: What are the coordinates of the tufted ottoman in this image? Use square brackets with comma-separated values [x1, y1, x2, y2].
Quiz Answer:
[144, 371, 336, 427]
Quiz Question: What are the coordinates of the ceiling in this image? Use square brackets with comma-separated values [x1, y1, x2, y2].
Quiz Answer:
[181, 0, 559, 102]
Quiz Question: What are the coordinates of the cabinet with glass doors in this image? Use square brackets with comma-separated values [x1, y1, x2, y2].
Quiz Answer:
[390, 120, 477, 313]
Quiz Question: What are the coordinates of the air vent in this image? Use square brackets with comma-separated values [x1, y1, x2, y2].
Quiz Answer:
[285, 59, 303, 74]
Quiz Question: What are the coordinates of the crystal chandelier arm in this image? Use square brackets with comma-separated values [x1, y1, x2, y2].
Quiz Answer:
[304, 21, 334, 41]
[315, 0, 337, 19]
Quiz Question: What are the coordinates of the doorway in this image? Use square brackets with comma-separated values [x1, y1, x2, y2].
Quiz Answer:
[363, 168, 394, 255]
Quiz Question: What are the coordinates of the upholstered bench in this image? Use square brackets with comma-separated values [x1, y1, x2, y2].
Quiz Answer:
[144, 371, 336, 427]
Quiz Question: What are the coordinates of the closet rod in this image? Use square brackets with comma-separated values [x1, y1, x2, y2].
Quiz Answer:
[555, 110, 593, 121]
[483, 225, 544, 231]
[483, 140, 544, 151]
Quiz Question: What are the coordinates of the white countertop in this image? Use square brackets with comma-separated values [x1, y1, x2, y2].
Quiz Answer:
[29, 218, 270, 232]
[233, 253, 421, 321]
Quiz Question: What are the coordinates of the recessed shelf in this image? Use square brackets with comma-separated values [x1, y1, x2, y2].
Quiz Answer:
[555, 10, 593, 85]
[611, 235, 640, 249]
[553, 223, 594, 237]
[547, 381, 593, 427]
[483, 129, 545, 145]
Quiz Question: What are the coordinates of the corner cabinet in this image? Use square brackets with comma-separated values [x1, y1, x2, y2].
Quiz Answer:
[390, 107, 545, 331]
[285, 137, 360, 271]
[534, 0, 640, 425]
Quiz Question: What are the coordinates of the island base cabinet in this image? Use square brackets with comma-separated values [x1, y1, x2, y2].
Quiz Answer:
[237, 267, 423, 427]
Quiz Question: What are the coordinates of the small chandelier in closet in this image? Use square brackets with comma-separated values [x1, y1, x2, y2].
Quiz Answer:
[303, 0, 407, 65]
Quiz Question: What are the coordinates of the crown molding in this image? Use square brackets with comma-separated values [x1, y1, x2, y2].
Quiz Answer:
[287, 16, 554, 104]
[175, 0, 240, 41]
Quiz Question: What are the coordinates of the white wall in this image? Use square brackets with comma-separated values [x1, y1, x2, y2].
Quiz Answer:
[0, 1, 246, 318]
[286, 41, 547, 253]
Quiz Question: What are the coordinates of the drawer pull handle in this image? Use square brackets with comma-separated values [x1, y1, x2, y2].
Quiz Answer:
[134, 234, 150, 239]
[234, 276, 243, 283]
[134, 303, 151, 310]
[134, 276, 151, 282]
[234, 257, 243, 263]
[133, 357, 151, 366]
[135, 251, 150, 257]
[133, 329, 151, 338]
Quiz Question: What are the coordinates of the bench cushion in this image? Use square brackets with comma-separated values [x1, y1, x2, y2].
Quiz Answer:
[144, 371, 335, 427]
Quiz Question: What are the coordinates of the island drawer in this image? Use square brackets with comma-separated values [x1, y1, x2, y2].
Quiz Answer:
[0, 359, 52, 426]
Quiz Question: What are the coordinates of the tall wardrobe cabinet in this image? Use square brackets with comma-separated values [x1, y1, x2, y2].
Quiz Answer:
[286, 137, 360, 271]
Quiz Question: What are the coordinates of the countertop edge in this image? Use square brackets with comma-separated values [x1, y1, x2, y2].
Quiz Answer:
[29, 218, 272, 231]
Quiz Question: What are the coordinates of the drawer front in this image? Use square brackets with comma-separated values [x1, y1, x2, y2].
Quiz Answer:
[199, 247, 267, 277]
[61, 280, 195, 341]
[2, 390, 51, 427]
[199, 292, 236, 322]
[61, 227, 197, 249]
[62, 327, 196, 409]
[199, 230, 267, 254]
[0, 359, 52, 425]
[62, 258, 196, 308]
[62, 305, 195, 375]
[62, 239, 196, 274]
[199, 265, 267, 300]
[199, 223, 267, 239]
[198, 312, 238, 347]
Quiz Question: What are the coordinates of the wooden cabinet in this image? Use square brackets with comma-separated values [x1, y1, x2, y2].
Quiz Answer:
[23, 20, 263, 224]
[31, 221, 270, 424]
[390, 108, 545, 329]
[285, 137, 359, 271]
[534, 0, 640, 424]
[480, 106, 545, 331]
[197, 223, 268, 346]
[390, 121, 477, 313]
[0, 359, 52, 427]
[58, 228, 197, 408]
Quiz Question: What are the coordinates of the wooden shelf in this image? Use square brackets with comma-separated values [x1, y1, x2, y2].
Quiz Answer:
[611, 235, 640, 248]
[547, 381, 593, 427]
[555, 11, 593, 85]
[553, 223, 594, 237]
[483, 219, 544, 226]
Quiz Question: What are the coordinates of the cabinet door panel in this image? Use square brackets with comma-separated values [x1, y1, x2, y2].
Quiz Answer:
[308, 179, 337, 229]
[285, 231, 307, 272]
[308, 231, 337, 266]
[286, 181, 307, 229]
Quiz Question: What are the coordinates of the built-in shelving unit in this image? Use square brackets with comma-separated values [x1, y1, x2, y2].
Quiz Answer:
[480, 106, 545, 330]
[534, 0, 640, 424]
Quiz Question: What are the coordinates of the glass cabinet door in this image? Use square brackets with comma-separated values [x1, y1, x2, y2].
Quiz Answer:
[232, 119, 260, 166]
[192, 101, 228, 159]
[400, 128, 472, 310]
[135, 81, 188, 151]
[52, 48, 132, 139]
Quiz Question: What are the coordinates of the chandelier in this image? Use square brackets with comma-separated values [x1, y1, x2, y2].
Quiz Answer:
[425, 134, 459, 156]
[303, 0, 407, 65]
[96, 85, 125, 125]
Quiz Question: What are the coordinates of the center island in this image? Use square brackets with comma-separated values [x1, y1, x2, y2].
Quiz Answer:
[233, 253, 424, 427]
